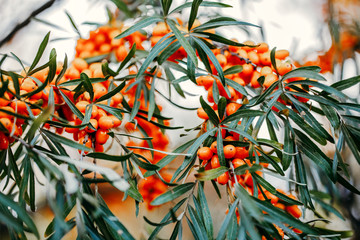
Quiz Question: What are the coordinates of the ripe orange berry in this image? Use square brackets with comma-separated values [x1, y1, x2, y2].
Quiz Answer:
[263, 74, 278, 88]
[210, 141, 217, 153]
[109, 115, 121, 128]
[275, 49, 289, 60]
[0, 118, 13, 132]
[277, 61, 293, 76]
[95, 129, 109, 145]
[98, 116, 114, 130]
[115, 45, 128, 62]
[232, 158, 245, 168]
[234, 147, 249, 159]
[197, 147, 213, 161]
[216, 54, 227, 67]
[197, 107, 209, 120]
[286, 205, 302, 218]
[75, 101, 89, 113]
[211, 154, 220, 169]
[256, 42, 269, 53]
[217, 172, 229, 185]
[250, 71, 261, 88]
[94, 143, 104, 152]
[85, 119, 98, 133]
[226, 102, 241, 116]
[72, 58, 88, 72]
[224, 144, 236, 159]
[0, 132, 9, 150]
[260, 51, 271, 66]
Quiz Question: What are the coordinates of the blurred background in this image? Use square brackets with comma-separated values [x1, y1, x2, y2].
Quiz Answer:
[1, 0, 359, 239]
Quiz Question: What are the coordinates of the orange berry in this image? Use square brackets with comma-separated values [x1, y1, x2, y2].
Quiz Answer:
[72, 58, 88, 72]
[94, 143, 104, 152]
[216, 54, 227, 67]
[197, 107, 209, 120]
[109, 115, 121, 128]
[260, 66, 273, 76]
[263, 74, 278, 88]
[0, 118, 13, 132]
[0, 132, 9, 150]
[286, 205, 302, 218]
[224, 144, 236, 159]
[0, 93, 10, 107]
[260, 51, 271, 66]
[234, 147, 249, 159]
[115, 45, 128, 62]
[250, 71, 261, 88]
[85, 119, 98, 133]
[197, 147, 213, 161]
[226, 102, 241, 116]
[217, 172, 229, 185]
[75, 101, 89, 113]
[65, 121, 79, 134]
[232, 158, 245, 168]
[98, 116, 114, 130]
[210, 141, 217, 153]
[95, 129, 109, 145]
[277, 61, 293, 76]
[275, 49, 289, 60]
[211, 154, 220, 168]
[66, 67, 80, 79]
[256, 42, 269, 53]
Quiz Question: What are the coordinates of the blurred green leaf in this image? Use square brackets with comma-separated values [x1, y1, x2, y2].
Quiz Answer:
[151, 182, 195, 206]
[195, 166, 228, 180]
[115, 16, 162, 39]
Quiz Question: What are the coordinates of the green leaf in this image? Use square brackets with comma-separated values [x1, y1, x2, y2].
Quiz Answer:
[28, 32, 50, 73]
[217, 97, 226, 120]
[148, 198, 187, 240]
[0, 192, 40, 238]
[281, 66, 326, 82]
[95, 81, 126, 103]
[223, 65, 243, 76]
[200, 96, 219, 126]
[234, 183, 262, 219]
[117, 42, 137, 73]
[115, 16, 162, 39]
[96, 104, 123, 120]
[151, 182, 195, 206]
[65, 11, 82, 38]
[341, 123, 360, 164]
[225, 77, 248, 96]
[286, 79, 346, 99]
[136, 35, 176, 80]
[41, 129, 91, 151]
[192, 37, 225, 84]
[222, 109, 264, 124]
[86, 152, 132, 162]
[253, 198, 319, 234]
[217, 128, 226, 166]
[188, 205, 209, 240]
[195, 166, 228, 180]
[110, 0, 133, 18]
[331, 75, 360, 91]
[312, 196, 344, 220]
[198, 184, 213, 238]
[192, 17, 259, 31]
[59, 89, 84, 120]
[216, 198, 239, 240]
[188, 0, 203, 31]
[282, 122, 293, 170]
[26, 105, 53, 141]
[167, 20, 198, 66]
[320, 104, 340, 129]
[169, 1, 232, 14]
[294, 129, 333, 179]
[234, 164, 262, 175]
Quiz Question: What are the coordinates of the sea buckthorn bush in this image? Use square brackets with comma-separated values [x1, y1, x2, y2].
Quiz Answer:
[0, 0, 360, 239]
